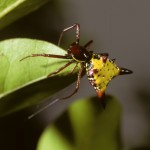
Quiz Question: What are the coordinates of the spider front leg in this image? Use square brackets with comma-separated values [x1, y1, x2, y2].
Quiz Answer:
[84, 40, 93, 50]
[20, 53, 70, 61]
[58, 23, 80, 46]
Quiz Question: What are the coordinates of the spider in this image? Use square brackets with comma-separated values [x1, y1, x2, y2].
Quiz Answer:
[21, 23, 133, 100]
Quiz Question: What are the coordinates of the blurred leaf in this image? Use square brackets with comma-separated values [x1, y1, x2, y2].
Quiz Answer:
[37, 96, 122, 150]
[0, 38, 78, 116]
[0, 0, 49, 29]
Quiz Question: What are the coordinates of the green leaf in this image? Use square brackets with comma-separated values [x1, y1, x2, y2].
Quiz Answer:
[37, 96, 122, 150]
[0, 0, 49, 29]
[0, 38, 78, 116]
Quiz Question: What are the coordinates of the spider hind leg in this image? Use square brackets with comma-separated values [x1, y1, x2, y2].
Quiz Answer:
[61, 63, 83, 99]
[47, 60, 74, 77]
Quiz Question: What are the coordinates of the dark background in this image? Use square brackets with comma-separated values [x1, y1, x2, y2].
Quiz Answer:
[0, 0, 150, 150]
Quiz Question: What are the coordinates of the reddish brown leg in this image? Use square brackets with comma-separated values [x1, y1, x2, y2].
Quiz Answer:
[20, 53, 70, 61]
[47, 60, 75, 77]
[69, 62, 79, 75]
[84, 40, 93, 50]
[58, 23, 80, 46]
[62, 63, 84, 99]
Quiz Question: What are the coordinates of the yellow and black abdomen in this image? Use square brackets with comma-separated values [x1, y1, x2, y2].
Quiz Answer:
[86, 54, 120, 98]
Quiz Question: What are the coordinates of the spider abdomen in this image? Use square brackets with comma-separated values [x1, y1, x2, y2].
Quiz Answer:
[86, 54, 120, 98]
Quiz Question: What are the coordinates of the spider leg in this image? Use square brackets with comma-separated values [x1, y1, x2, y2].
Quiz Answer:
[47, 60, 75, 77]
[84, 40, 93, 50]
[58, 23, 80, 46]
[20, 53, 70, 61]
[69, 62, 79, 75]
[62, 63, 84, 99]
